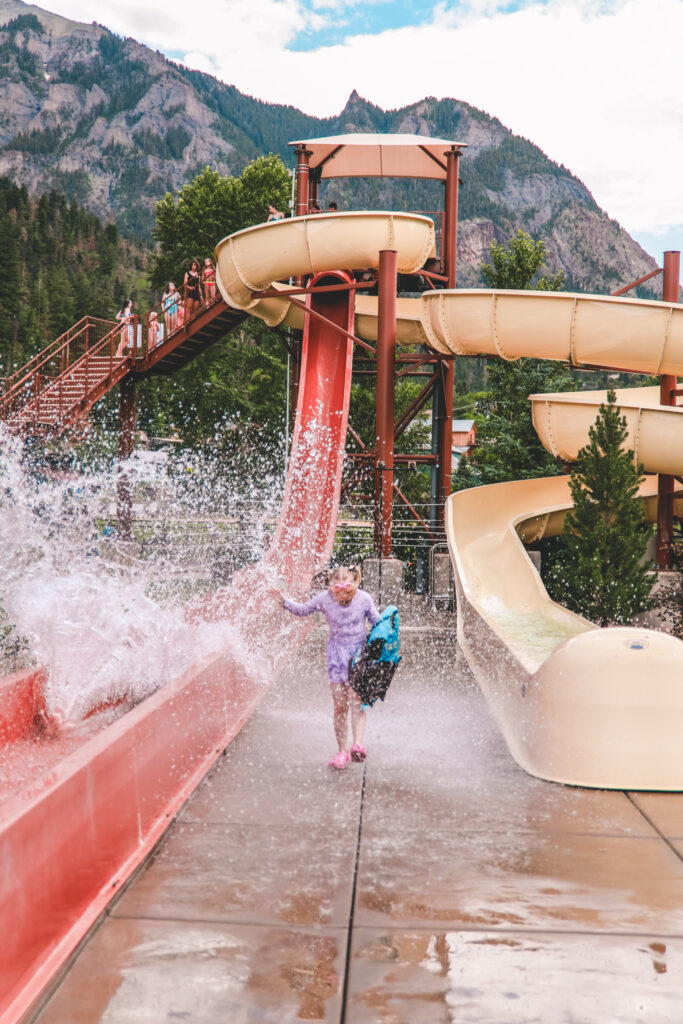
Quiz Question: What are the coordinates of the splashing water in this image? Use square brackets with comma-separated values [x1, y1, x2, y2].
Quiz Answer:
[0, 426, 295, 722]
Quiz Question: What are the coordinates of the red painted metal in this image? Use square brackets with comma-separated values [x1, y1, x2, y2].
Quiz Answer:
[394, 372, 438, 440]
[444, 149, 460, 290]
[296, 145, 311, 217]
[0, 317, 122, 430]
[612, 266, 663, 296]
[437, 359, 455, 520]
[375, 250, 397, 557]
[1, 292, 238, 436]
[0, 650, 267, 1024]
[656, 250, 681, 569]
[0, 666, 46, 745]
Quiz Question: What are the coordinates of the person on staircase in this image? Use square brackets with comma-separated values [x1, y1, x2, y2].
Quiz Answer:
[184, 259, 203, 323]
[202, 258, 216, 303]
[162, 283, 179, 335]
[115, 299, 134, 357]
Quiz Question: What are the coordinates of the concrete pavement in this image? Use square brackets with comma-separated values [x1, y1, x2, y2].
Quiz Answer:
[32, 623, 683, 1023]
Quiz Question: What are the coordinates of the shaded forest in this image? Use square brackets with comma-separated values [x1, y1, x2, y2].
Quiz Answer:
[0, 177, 152, 374]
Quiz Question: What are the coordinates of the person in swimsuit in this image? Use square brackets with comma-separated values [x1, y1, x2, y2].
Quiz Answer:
[266, 204, 284, 221]
[202, 258, 216, 303]
[269, 566, 380, 770]
[162, 283, 179, 335]
[184, 259, 202, 322]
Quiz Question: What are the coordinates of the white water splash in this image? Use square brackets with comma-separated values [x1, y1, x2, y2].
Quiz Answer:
[0, 427, 290, 721]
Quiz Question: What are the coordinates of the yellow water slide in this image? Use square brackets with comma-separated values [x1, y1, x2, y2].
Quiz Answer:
[216, 213, 683, 789]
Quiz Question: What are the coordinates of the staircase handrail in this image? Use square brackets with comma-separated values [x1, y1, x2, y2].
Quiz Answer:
[0, 317, 118, 413]
[29, 320, 135, 426]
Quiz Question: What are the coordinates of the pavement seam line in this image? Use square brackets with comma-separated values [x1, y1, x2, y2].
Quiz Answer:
[340, 764, 367, 1024]
[625, 792, 683, 865]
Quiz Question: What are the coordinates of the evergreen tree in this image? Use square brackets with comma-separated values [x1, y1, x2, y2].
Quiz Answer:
[549, 390, 653, 625]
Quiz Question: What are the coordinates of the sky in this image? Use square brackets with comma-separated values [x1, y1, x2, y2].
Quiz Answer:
[41, 0, 683, 259]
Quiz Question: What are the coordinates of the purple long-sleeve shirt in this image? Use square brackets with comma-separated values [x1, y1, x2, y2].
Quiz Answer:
[283, 588, 381, 684]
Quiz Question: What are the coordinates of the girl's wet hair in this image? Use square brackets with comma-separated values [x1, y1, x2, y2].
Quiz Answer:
[327, 564, 361, 585]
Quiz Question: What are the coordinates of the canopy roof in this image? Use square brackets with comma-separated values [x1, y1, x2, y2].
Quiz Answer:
[288, 133, 467, 181]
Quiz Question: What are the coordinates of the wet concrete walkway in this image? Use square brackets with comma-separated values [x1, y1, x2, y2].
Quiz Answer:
[34, 626, 683, 1023]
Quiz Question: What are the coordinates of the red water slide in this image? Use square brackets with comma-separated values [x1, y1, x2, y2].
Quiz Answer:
[0, 274, 355, 1022]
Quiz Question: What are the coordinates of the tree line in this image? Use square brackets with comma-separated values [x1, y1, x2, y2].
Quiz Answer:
[0, 177, 152, 375]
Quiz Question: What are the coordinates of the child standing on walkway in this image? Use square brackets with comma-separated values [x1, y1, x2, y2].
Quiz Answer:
[269, 566, 380, 771]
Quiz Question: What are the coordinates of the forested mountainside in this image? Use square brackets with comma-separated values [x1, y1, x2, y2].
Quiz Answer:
[0, 176, 151, 371]
[0, 0, 658, 294]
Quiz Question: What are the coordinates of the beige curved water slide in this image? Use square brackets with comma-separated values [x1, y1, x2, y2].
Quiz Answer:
[216, 213, 683, 790]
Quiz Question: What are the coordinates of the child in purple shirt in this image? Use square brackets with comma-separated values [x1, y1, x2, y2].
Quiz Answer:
[270, 566, 380, 770]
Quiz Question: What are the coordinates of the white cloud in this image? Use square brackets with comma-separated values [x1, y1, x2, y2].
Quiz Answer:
[40, 0, 683, 243]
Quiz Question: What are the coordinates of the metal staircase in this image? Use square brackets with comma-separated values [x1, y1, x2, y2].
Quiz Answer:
[0, 298, 245, 435]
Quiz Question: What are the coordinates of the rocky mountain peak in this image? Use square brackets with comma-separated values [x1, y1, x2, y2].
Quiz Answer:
[0, 0, 659, 292]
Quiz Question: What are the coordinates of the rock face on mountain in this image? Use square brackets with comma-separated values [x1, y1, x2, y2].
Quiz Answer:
[0, 0, 659, 293]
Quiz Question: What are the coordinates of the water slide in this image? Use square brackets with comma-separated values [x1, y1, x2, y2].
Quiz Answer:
[3, 210, 682, 1018]
[420, 290, 683, 790]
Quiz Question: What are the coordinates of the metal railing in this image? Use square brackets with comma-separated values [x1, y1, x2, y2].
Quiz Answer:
[0, 275, 224, 428]
[0, 317, 120, 425]
[141, 276, 222, 357]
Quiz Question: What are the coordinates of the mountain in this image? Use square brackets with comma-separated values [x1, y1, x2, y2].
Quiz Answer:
[0, 0, 659, 293]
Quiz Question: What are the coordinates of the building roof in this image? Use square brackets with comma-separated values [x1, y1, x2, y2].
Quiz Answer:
[452, 419, 475, 431]
[288, 133, 467, 181]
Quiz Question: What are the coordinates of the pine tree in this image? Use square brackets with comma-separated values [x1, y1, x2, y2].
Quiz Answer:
[554, 390, 653, 625]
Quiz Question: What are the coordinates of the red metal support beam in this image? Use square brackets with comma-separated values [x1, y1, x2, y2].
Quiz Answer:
[656, 250, 681, 569]
[612, 266, 663, 297]
[375, 249, 397, 557]
[437, 359, 455, 522]
[394, 372, 438, 441]
[444, 148, 460, 289]
[117, 374, 136, 541]
[292, 145, 312, 408]
[295, 145, 311, 217]
[428, 147, 461, 528]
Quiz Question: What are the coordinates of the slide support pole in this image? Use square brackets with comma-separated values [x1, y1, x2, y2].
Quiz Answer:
[375, 249, 397, 558]
[295, 146, 311, 217]
[117, 374, 136, 541]
[435, 147, 461, 528]
[292, 145, 311, 408]
[657, 250, 681, 570]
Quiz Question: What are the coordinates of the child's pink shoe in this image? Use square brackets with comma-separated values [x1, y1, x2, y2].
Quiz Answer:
[350, 744, 367, 763]
[328, 750, 350, 771]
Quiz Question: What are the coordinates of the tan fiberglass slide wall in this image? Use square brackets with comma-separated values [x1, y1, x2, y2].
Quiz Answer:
[216, 213, 683, 790]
